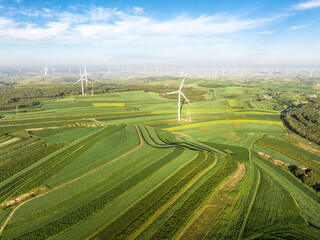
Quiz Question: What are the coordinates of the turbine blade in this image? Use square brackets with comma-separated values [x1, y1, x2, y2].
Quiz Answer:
[180, 92, 191, 105]
[165, 91, 179, 95]
[179, 78, 185, 91]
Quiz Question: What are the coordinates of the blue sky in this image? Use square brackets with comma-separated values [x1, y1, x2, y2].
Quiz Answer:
[0, 0, 320, 68]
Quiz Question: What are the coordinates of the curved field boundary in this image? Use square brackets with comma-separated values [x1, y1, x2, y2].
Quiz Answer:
[251, 152, 320, 229]
[203, 162, 260, 240]
[4, 148, 166, 235]
[166, 119, 282, 131]
[0, 125, 143, 236]
[90, 152, 205, 240]
[238, 164, 261, 238]
[148, 156, 237, 239]
[0, 125, 126, 203]
[54, 150, 197, 239]
[177, 163, 245, 240]
[8, 148, 184, 239]
[241, 166, 308, 239]
[132, 153, 220, 240]
[138, 125, 224, 154]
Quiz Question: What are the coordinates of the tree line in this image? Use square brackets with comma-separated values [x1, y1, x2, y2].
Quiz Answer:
[283, 98, 320, 144]
[0, 83, 206, 111]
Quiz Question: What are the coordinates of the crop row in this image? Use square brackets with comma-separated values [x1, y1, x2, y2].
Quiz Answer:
[45, 124, 139, 188]
[154, 127, 225, 154]
[256, 136, 320, 180]
[91, 151, 210, 239]
[0, 111, 150, 126]
[166, 119, 282, 131]
[0, 143, 64, 183]
[150, 155, 237, 239]
[0, 135, 12, 144]
[0, 124, 125, 203]
[13, 148, 184, 239]
[30, 127, 82, 138]
[0, 138, 38, 161]
[206, 142, 249, 163]
[137, 126, 169, 148]
[242, 166, 306, 238]
[3, 147, 164, 236]
[252, 151, 320, 229]
[204, 162, 259, 239]
[0, 138, 26, 151]
[0, 120, 94, 133]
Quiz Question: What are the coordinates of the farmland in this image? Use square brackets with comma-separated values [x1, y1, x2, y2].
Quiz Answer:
[0, 76, 320, 239]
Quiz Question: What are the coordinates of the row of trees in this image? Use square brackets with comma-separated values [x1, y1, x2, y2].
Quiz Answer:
[288, 165, 320, 192]
[0, 83, 207, 110]
[283, 98, 320, 144]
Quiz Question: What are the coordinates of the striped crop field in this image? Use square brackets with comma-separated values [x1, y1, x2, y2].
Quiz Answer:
[1, 79, 320, 239]
[166, 119, 282, 131]
[0, 123, 230, 239]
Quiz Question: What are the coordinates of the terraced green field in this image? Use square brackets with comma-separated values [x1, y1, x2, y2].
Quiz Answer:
[0, 78, 319, 239]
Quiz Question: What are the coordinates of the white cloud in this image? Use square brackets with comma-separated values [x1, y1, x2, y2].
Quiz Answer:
[0, 6, 276, 46]
[133, 7, 144, 14]
[289, 25, 305, 30]
[19, 8, 53, 18]
[260, 31, 273, 34]
[293, 0, 320, 10]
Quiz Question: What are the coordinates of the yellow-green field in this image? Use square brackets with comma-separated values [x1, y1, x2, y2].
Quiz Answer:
[92, 102, 125, 107]
[166, 119, 282, 131]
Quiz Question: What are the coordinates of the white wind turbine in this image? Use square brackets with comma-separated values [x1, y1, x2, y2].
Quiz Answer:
[75, 68, 85, 95]
[164, 75, 191, 121]
[82, 65, 90, 87]
[44, 64, 48, 76]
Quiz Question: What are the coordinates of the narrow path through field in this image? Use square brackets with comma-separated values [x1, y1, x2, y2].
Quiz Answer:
[176, 163, 245, 240]
[0, 125, 143, 235]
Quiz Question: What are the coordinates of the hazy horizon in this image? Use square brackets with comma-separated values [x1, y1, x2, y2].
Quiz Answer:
[1, 0, 320, 68]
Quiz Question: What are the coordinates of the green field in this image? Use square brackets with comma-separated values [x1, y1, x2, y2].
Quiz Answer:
[0, 78, 319, 239]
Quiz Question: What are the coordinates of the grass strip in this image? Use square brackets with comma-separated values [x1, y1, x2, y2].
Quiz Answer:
[91, 151, 210, 239]
[150, 155, 237, 239]
[13, 148, 184, 239]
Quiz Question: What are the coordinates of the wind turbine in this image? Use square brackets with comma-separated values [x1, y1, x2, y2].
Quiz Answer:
[91, 82, 94, 96]
[75, 68, 85, 95]
[83, 65, 90, 87]
[164, 75, 191, 121]
[44, 65, 48, 76]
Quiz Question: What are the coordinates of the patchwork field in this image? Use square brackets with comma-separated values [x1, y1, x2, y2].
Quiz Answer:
[0, 78, 319, 239]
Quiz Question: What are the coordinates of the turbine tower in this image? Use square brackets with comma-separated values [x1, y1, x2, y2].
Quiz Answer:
[75, 68, 85, 95]
[44, 65, 48, 76]
[164, 75, 191, 121]
[83, 65, 89, 87]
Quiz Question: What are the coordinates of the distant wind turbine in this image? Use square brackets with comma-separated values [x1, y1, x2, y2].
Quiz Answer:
[164, 75, 191, 121]
[75, 68, 85, 95]
[91, 82, 94, 96]
[83, 65, 91, 87]
[44, 65, 48, 76]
